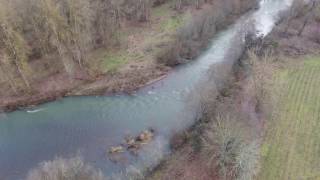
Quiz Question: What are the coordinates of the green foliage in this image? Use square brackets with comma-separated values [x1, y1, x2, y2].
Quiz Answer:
[160, 16, 184, 32]
[101, 51, 129, 73]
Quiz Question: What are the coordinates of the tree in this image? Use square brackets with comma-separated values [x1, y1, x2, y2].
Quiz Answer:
[0, 2, 31, 89]
[27, 156, 105, 180]
[25, 0, 93, 75]
[0, 54, 19, 94]
[93, 0, 121, 47]
[60, 0, 93, 68]
[202, 114, 244, 180]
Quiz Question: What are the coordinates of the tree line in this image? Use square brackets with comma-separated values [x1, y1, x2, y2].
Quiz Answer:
[0, 0, 210, 93]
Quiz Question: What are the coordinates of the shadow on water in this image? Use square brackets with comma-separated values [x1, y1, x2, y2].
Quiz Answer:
[0, 0, 293, 179]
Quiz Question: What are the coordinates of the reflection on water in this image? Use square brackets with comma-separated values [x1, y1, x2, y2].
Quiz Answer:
[0, 0, 293, 179]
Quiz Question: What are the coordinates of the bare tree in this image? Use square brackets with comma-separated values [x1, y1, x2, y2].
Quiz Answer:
[298, 0, 317, 36]
[202, 114, 245, 180]
[0, 2, 31, 89]
[0, 54, 19, 94]
[60, 0, 93, 68]
[27, 156, 105, 180]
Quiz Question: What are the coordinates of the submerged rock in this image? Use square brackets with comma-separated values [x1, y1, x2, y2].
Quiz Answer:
[108, 128, 156, 156]
[109, 146, 124, 154]
[136, 130, 154, 143]
[125, 137, 136, 147]
[109, 153, 128, 164]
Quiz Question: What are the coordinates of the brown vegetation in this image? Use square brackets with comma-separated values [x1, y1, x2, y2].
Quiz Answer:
[202, 113, 260, 180]
[156, 0, 257, 65]
[266, 0, 320, 57]
[150, 47, 262, 179]
[0, 0, 160, 94]
[150, 1, 320, 179]
[0, 0, 258, 112]
[26, 156, 105, 180]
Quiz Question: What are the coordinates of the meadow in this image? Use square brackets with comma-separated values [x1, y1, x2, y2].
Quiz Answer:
[260, 57, 320, 180]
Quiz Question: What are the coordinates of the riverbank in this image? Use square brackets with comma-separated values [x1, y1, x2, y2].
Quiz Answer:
[0, 0, 258, 112]
[148, 43, 262, 180]
[148, 1, 320, 179]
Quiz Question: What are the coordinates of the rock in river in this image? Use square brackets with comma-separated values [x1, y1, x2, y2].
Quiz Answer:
[109, 146, 124, 154]
[136, 129, 154, 144]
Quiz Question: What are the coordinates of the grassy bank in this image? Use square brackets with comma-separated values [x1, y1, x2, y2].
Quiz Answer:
[260, 57, 320, 180]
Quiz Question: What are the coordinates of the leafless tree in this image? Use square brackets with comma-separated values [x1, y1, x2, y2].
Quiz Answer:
[26, 156, 106, 180]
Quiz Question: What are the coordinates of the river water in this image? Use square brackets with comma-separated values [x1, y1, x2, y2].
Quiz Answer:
[0, 0, 293, 179]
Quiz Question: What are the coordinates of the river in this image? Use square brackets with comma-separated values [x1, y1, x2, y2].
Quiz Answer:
[0, 0, 293, 179]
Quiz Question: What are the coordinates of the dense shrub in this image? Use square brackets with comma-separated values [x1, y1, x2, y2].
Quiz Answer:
[201, 110, 260, 180]
[177, 8, 219, 59]
[234, 141, 260, 180]
[156, 42, 182, 66]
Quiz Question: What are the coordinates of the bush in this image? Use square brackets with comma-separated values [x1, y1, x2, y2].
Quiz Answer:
[247, 49, 276, 114]
[202, 114, 244, 179]
[26, 156, 105, 180]
[156, 5, 219, 66]
[110, 166, 144, 180]
[202, 113, 260, 180]
[234, 141, 260, 180]
[156, 42, 182, 66]
[177, 8, 218, 59]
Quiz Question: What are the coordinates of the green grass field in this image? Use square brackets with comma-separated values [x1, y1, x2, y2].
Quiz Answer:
[260, 57, 320, 180]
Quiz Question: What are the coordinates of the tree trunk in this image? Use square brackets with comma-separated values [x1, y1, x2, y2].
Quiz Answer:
[6, 38, 31, 89]
[298, 0, 316, 36]
[0, 62, 18, 94]
[13, 58, 31, 89]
